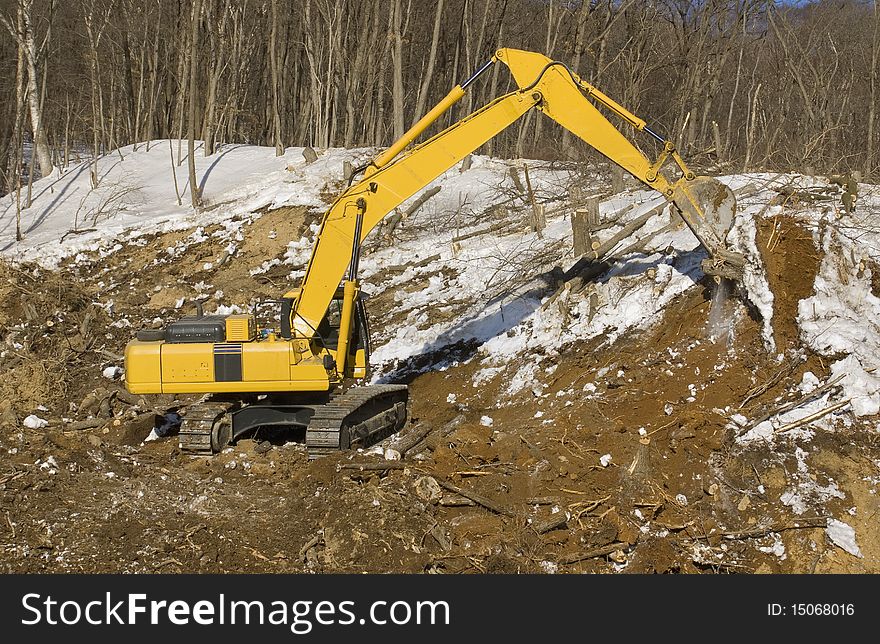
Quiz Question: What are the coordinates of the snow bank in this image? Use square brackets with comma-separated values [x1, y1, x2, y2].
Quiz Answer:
[1, 142, 368, 267]
[728, 210, 776, 351]
[799, 225, 880, 417]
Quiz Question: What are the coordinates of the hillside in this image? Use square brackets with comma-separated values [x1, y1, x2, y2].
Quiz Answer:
[0, 143, 878, 573]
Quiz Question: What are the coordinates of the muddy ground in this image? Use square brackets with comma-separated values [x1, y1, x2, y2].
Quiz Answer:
[0, 205, 877, 574]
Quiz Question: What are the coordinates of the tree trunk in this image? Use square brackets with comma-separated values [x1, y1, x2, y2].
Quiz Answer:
[868, 0, 879, 176]
[269, 0, 283, 155]
[20, 2, 52, 177]
[562, 0, 592, 155]
[145, 0, 162, 147]
[4, 3, 26, 196]
[411, 0, 444, 125]
[391, 0, 405, 140]
[188, 0, 202, 209]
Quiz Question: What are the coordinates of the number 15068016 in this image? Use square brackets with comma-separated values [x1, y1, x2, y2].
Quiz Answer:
[768, 603, 855, 616]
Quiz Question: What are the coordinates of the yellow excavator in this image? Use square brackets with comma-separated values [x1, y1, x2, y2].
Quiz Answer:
[124, 48, 744, 458]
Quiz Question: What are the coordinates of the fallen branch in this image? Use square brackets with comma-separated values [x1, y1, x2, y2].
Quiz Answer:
[739, 374, 844, 434]
[60, 228, 97, 242]
[338, 461, 406, 472]
[615, 222, 677, 258]
[739, 356, 804, 409]
[0, 471, 25, 485]
[437, 480, 515, 517]
[722, 517, 827, 540]
[451, 220, 512, 244]
[558, 542, 626, 565]
[403, 186, 441, 219]
[65, 417, 105, 431]
[410, 253, 441, 269]
[774, 399, 850, 434]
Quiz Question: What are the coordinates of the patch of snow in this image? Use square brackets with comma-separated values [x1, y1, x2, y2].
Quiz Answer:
[799, 225, 880, 416]
[23, 414, 48, 429]
[102, 365, 122, 379]
[758, 533, 787, 560]
[780, 447, 845, 514]
[825, 519, 863, 558]
[728, 210, 776, 350]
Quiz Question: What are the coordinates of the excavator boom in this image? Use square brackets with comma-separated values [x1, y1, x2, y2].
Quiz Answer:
[289, 48, 744, 341]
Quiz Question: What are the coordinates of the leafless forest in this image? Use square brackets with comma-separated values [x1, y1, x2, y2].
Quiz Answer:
[1, 0, 879, 193]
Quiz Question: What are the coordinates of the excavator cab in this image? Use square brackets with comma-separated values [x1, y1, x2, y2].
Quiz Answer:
[278, 287, 370, 382]
[313, 289, 371, 381]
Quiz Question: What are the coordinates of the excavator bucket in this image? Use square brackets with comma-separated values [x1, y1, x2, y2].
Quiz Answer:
[671, 177, 745, 281]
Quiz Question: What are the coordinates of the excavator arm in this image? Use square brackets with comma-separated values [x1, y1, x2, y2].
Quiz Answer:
[288, 48, 745, 357]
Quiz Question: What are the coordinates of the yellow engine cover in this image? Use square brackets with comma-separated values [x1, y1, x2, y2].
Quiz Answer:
[124, 339, 332, 394]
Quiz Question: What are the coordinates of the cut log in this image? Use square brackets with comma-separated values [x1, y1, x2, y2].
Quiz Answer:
[533, 512, 568, 534]
[437, 480, 515, 517]
[395, 423, 435, 457]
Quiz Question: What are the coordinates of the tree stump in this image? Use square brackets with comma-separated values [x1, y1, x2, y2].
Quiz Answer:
[572, 197, 599, 256]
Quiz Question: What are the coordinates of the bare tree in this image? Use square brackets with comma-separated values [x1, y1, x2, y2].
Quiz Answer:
[0, 0, 878, 186]
[1, 0, 53, 178]
[411, 0, 444, 125]
[268, 0, 282, 156]
[868, 0, 879, 175]
[187, 0, 201, 209]
[391, 0, 406, 140]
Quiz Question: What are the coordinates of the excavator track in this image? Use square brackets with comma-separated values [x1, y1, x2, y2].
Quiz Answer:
[179, 402, 234, 454]
[306, 384, 408, 459]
